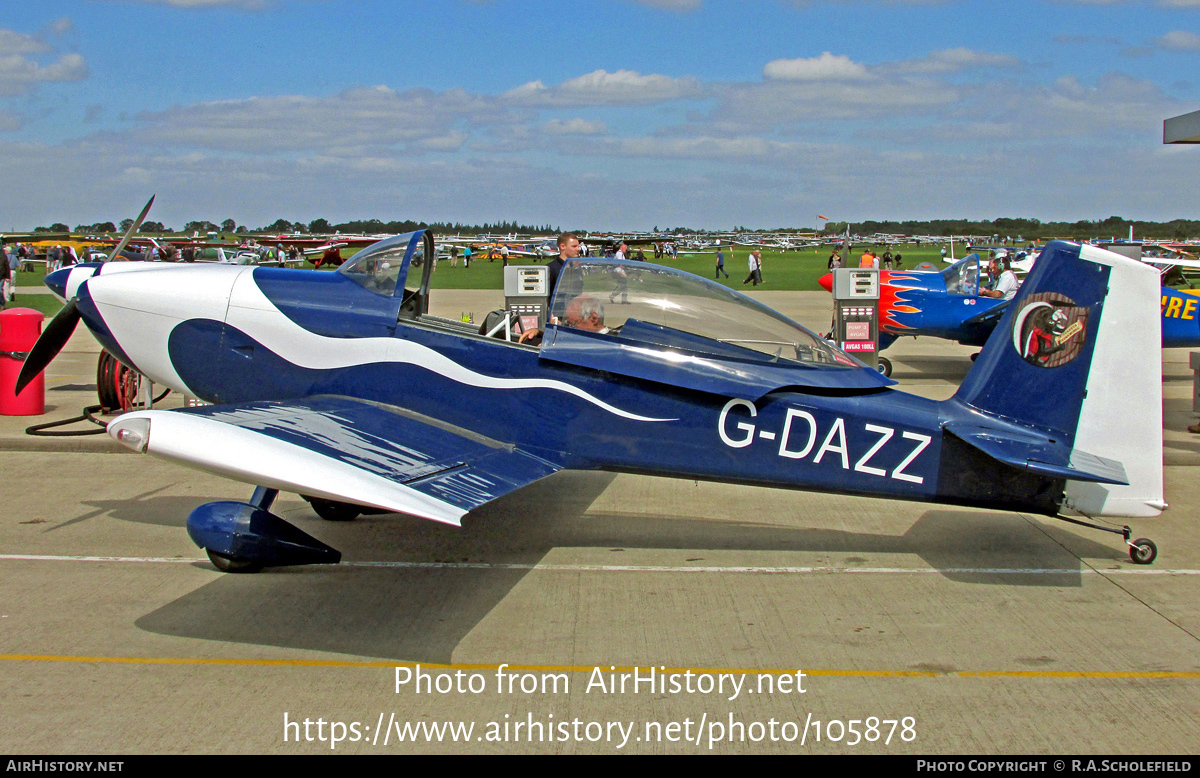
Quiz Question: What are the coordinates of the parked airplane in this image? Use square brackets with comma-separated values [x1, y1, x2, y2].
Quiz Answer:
[19, 234, 1165, 572]
[819, 253, 1200, 365]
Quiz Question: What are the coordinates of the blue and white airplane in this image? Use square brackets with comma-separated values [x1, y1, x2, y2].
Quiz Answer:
[20, 233, 1166, 571]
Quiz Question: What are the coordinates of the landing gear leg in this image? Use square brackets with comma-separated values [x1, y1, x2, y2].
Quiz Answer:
[1055, 514, 1158, 565]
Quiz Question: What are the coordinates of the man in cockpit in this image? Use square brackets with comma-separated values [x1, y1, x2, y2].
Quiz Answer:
[517, 294, 608, 345]
[563, 294, 608, 333]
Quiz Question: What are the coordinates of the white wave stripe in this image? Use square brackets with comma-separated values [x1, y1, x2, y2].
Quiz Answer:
[228, 274, 675, 423]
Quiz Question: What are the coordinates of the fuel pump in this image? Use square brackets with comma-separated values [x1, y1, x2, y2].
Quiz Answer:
[831, 267, 888, 376]
[479, 265, 550, 342]
[504, 265, 550, 334]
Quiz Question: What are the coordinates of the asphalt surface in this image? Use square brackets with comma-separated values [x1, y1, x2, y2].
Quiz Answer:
[1, 290, 1197, 755]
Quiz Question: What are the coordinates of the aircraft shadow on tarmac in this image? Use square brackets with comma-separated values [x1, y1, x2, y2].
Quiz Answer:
[128, 472, 1121, 663]
[45, 486, 195, 531]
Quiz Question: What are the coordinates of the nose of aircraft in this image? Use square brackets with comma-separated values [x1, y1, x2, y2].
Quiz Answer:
[44, 267, 72, 300]
[818, 272, 833, 293]
[44, 263, 104, 302]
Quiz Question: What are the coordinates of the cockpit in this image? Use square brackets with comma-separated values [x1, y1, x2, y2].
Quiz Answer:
[338, 230, 432, 317]
[335, 231, 885, 391]
[544, 259, 856, 367]
[942, 255, 981, 297]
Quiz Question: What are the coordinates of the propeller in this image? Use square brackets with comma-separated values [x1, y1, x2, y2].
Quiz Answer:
[15, 298, 80, 396]
[107, 194, 155, 262]
[13, 194, 155, 396]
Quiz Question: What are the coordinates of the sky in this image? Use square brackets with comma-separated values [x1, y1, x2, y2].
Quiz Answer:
[1, 0, 1198, 231]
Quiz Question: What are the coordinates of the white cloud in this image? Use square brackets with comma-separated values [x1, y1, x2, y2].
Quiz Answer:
[566, 134, 822, 163]
[542, 118, 608, 135]
[1154, 30, 1200, 50]
[0, 51, 87, 97]
[504, 69, 704, 106]
[44, 18, 74, 35]
[132, 85, 499, 154]
[888, 47, 1023, 74]
[763, 52, 870, 81]
[0, 30, 52, 56]
[711, 77, 957, 127]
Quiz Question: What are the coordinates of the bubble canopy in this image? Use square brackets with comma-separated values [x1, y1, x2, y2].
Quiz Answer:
[546, 259, 856, 368]
[337, 231, 427, 296]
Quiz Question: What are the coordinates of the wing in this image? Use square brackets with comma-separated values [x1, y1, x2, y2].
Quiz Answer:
[108, 395, 561, 525]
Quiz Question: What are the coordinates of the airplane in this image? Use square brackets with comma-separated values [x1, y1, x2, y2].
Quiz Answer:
[18, 233, 1165, 574]
[819, 252, 1200, 371]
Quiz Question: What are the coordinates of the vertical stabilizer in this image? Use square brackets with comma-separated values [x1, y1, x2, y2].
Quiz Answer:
[951, 241, 1164, 518]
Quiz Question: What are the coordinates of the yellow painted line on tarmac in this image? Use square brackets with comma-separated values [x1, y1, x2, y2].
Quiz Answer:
[1, 654, 1198, 679]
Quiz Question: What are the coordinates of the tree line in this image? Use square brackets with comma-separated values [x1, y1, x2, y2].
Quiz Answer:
[835, 216, 1200, 241]
[36, 217, 563, 237]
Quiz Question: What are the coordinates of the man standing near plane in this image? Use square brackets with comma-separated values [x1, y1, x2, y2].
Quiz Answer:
[547, 232, 581, 305]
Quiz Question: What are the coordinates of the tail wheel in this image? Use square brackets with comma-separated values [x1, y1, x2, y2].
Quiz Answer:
[1129, 538, 1157, 565]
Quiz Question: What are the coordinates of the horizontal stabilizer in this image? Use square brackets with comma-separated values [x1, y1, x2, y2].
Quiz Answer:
[944, 422, 1128, 485]
[108, 395, 561, 525]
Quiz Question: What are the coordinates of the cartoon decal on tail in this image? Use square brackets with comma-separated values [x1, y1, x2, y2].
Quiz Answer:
[1011, 293, 1090, 368]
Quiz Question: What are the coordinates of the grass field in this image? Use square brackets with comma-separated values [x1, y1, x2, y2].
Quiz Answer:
[423, 244, 955, 292]
[3, 292, 64, 318]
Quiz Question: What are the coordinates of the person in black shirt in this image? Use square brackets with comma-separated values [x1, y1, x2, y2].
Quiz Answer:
[546, 232, 581, 307]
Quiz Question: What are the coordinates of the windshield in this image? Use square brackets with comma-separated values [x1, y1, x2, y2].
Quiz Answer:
[548, 259, 854, 366]
[942, 254, 980, 296]
[338, 231, 424, 296]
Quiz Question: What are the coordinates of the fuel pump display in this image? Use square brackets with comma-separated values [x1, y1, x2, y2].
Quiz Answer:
[831, 268, 888, 376]
[504, 265, 550, 335]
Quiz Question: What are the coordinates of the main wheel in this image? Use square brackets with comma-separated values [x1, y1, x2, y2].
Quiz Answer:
[305, 496, 362, 522]
[206, 549, 263, 574]
[1129, 538, 1157, 565]
[876, 356, 892, 377]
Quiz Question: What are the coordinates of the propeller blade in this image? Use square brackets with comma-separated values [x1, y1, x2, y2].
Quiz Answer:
[15, 298, 81, 396]
[107, 194, 155, 262]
